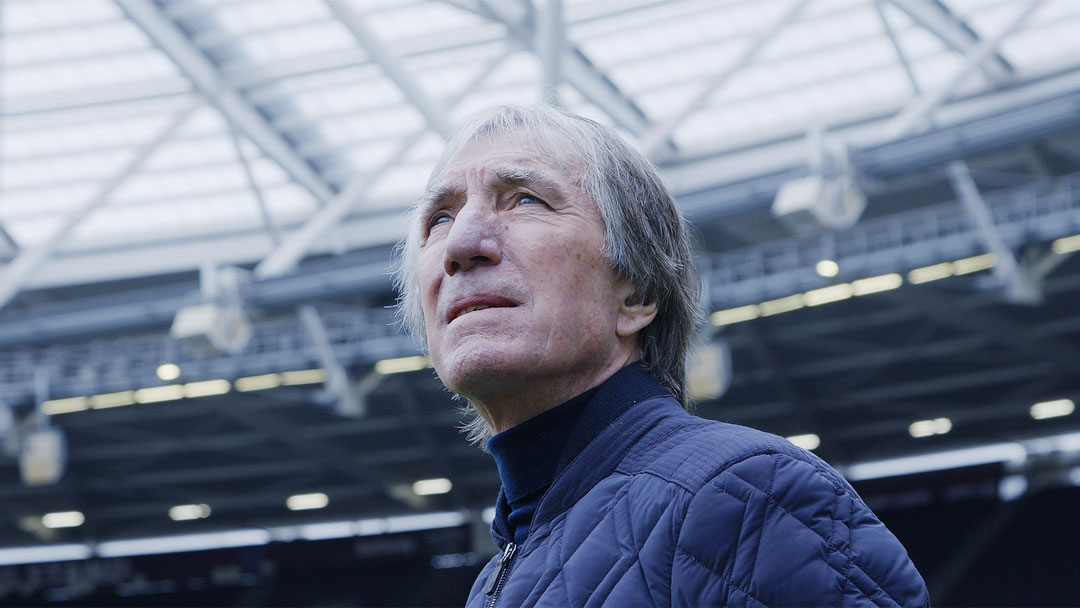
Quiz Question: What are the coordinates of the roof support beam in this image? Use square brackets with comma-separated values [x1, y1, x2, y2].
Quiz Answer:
[887, 0, 1013, 84]
[251, 0, 461, 279]
[0, 103, 199, 313]
[883, 1, 1044, 138]
[298, 305, 362, 417]
[324, 0, 455, 139]
[537, 0, 564, 107]
[0, 224, 18, 260]
[477, 0, 656, 140]
[945, 160, 1040, 304]
[227, 127, 283, 247]
[639, 0, 810, 158]
[254, 51, 509, 278]
[873, 0, 921, 95]
[117, 0, 336, 203]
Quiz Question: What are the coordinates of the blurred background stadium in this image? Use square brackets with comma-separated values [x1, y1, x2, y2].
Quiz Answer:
[2, 0, 1079, 605]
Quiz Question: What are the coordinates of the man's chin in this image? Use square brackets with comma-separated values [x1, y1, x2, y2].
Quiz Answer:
[433, 350, 532, 399]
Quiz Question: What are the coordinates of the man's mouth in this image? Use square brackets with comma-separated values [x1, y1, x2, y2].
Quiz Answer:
[448, 296, 518, 322]
[459, 304, 494, 316]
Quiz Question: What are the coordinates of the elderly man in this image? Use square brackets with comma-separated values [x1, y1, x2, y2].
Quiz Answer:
[395, 104, 929, 607]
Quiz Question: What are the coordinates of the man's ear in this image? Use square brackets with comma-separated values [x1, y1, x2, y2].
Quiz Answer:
[616, 284, 658, 338]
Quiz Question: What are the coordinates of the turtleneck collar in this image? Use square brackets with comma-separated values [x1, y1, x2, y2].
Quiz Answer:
[485, 363, 667, 545]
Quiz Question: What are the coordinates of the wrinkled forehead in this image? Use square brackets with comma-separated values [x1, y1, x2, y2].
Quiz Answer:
[426, 126, 584, 191]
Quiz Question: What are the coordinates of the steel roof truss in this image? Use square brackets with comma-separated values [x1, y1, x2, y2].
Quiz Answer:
[324, 0, 455, 139]
[946, 160, 1040, 304]
[117, 0, 337, 203]
[873, 0, 921, 95]
[639, 0, 811, 158]
[0, 102, 200, 313]
[884, 1, 1045, 138]
[254, 50, 510, 279]
[887, 0, 1013, 84]
[538, 0, 564, 106]
[477, 0, 656, 141]
[0, 225, 18, 260]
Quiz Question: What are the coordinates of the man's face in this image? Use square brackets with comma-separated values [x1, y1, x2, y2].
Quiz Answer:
[416, 134, 628, 409]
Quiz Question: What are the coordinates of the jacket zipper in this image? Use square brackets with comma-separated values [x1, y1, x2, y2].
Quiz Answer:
[484, 541, 517, 607]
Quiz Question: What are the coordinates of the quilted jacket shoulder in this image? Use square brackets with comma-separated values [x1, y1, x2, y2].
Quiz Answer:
[466, 395, 930, 607]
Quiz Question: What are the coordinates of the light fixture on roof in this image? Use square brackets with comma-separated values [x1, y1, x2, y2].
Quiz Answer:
[41, 511, 84, 529]
[134, 385, 184, 404]
[182, 379, 231, 398]
[711, 304, 760, 326]
[169, 504, 211, 521]
[89, 391, 135, 409]
[803, 283, 853, 307]
[1052, 234, 1080, 254]
[375, 355, 432, 375]
[815, 260, 839, 278]
[412, 478, 453, 496]
[786, 433, 821, 451]
[287, 493, 329, 511]
[759, 294, 804, 316]
[850, 273, 903, 296]
[156, 363, 181, 381]
[280, 369, 326, 386]
[909, 417, 952, 438]
[97, 529, 272, 558]
[1030, 399, 1074, 420]
[0, 544, 92, 566]
[772, 124, 865, 234]
[235, 373, 282, 392]
[40, 397, 89, 416]
[170, 263, 252, 355]
[997, 475, 1028, 502]
[908, 262, 954, 285]
[844, 442, 1027, 481]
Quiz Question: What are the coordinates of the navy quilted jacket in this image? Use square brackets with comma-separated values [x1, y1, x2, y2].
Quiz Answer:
[466, 393, 930, 607]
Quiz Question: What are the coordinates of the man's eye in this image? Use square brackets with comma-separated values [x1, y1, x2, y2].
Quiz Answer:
[428, 212, 452, 229]
[516, 193, 544, 206]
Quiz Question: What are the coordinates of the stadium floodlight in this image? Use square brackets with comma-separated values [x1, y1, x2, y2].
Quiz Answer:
[170, 263, 252, 355]
[772, 126, 866, 233]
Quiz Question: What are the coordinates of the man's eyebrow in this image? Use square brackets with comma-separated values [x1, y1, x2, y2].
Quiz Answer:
[493, 166, 564, 194]
[417, 184, 459, 219]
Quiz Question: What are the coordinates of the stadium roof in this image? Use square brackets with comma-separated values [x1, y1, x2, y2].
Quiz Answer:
[2, 0, 1080, 548]
[4, 0, 1080, 290]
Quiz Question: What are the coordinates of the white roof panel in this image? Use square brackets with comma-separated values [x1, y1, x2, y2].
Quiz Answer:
[1, 0, 1079, 292]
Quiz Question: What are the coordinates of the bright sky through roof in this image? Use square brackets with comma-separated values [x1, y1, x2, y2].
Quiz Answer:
[2, 0, 1079, 288]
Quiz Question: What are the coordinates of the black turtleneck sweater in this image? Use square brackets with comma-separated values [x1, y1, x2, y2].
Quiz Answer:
[485, 363, 667, 545]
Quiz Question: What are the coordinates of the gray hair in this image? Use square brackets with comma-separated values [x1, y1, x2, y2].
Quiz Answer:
[392, 103, 702, 444]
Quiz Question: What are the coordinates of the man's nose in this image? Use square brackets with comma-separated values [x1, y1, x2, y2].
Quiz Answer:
[443, 199, 502, 275]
